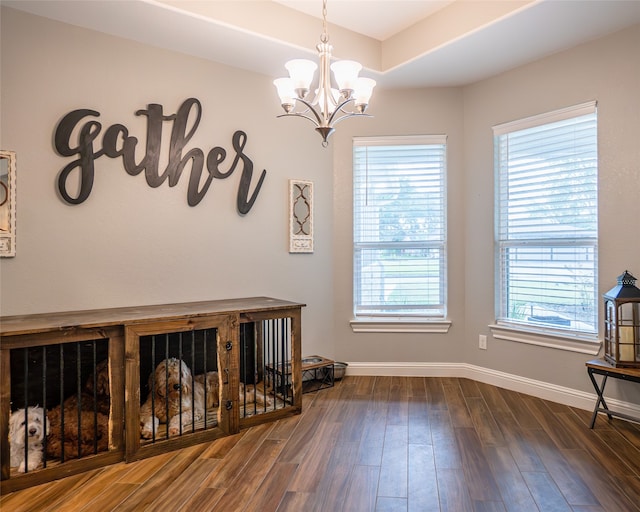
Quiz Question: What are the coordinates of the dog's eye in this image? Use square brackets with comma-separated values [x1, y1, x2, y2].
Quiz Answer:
[20, 421, 25, 426]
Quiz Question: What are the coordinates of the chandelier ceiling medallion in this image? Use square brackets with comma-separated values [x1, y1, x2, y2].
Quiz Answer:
[273, 0, 376, 147]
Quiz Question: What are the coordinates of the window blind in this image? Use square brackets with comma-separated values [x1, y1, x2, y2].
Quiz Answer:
[353, 136, 447, 318]
[494, 102, 598, 335]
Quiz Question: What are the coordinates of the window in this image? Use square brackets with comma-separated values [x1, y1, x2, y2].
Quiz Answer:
[353, 136, 447, 320]
[494, 102, 598, 338]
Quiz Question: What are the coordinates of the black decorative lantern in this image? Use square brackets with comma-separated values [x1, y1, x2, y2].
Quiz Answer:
[604, 271, 640, 368]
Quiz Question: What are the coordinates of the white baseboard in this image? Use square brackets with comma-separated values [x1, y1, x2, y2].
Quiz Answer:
[345, 361, 640, 421]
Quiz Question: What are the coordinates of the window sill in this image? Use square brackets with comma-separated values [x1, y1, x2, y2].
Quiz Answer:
[350, 318, 452, 334]
[489, 323, 602, 355]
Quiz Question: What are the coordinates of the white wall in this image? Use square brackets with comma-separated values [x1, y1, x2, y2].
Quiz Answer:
[0, 7, 334, 357]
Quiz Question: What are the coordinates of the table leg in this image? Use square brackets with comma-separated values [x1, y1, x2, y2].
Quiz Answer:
[588, 369, 613, 428]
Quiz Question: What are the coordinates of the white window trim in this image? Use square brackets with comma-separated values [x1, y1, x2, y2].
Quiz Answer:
[489, 323, 602, 355]
[352, 135, 448, 323]
[351, 318, 452, 333]
[493, 100, 599, 339]
[354, 134, 447, 146]
[493, 101, 596, 135]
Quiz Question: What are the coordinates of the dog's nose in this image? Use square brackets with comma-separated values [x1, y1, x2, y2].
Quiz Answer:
[28, 428, 37, 436]
[173, 383, 181, 391]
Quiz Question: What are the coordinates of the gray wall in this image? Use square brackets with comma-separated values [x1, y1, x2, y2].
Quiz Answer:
[0, 7, 334, 357]
[331, 23, 640, 400]
[461, 24, 640, 396]
[2, 7, 640, 402]
[332, 86, 466, 364]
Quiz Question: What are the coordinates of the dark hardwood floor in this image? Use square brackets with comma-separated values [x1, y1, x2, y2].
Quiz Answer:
[2, 375, 640, 511]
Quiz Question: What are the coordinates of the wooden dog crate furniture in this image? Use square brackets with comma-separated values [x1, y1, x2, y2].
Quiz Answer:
[0, 297, 304, 494]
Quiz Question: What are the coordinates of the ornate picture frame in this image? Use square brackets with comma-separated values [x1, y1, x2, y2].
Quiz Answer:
[289, 179, 313, 253]
[0, 150, 16, 257]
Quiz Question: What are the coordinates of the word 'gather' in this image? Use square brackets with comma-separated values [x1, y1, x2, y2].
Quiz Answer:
[54, 98, 267, 214]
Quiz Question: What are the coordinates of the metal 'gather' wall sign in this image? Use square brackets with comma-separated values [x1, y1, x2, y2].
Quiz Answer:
[54, 98, 267, 214]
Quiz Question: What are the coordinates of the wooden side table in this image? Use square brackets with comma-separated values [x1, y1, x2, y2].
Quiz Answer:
[585, 359, 640, 428]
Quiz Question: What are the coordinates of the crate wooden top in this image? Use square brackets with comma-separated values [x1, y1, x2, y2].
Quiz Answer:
[0, 297, 306, 336]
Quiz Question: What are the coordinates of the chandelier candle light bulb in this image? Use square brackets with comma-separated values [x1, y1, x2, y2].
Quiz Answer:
[330, 60, 362, 94]
[273, 0, 376, 146]
[285, 59, 317, 95]
[354, 77, 377, 112]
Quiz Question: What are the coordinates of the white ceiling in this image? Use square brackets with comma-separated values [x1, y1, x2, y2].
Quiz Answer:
[5, 0, 640, 88]
[274, 0, 454, 40]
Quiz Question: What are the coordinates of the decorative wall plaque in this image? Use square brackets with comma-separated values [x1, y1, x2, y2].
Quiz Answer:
[0, 150, 16, 257]
[289, 179, 313, 253]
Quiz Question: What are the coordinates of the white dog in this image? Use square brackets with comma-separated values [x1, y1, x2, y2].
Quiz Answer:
[139, 358, 219, 439]
[9, 406, 49, 473]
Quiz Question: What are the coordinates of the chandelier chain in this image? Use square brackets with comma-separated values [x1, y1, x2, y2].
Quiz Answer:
[321, 0, 329, 43]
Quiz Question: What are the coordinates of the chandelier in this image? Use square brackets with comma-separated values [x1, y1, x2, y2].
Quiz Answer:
[273, 0, 376, 146]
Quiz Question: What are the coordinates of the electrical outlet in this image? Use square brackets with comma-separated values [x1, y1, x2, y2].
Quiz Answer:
[479, 334, 487, 350]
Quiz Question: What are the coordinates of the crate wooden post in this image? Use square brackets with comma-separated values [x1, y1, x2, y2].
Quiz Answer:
[290, 307, 303, 411]
[0, 348, 10, 481]
[106, 327, 125, 453]
[124, 325, 142, 460]
[220, 314, 240, 435]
